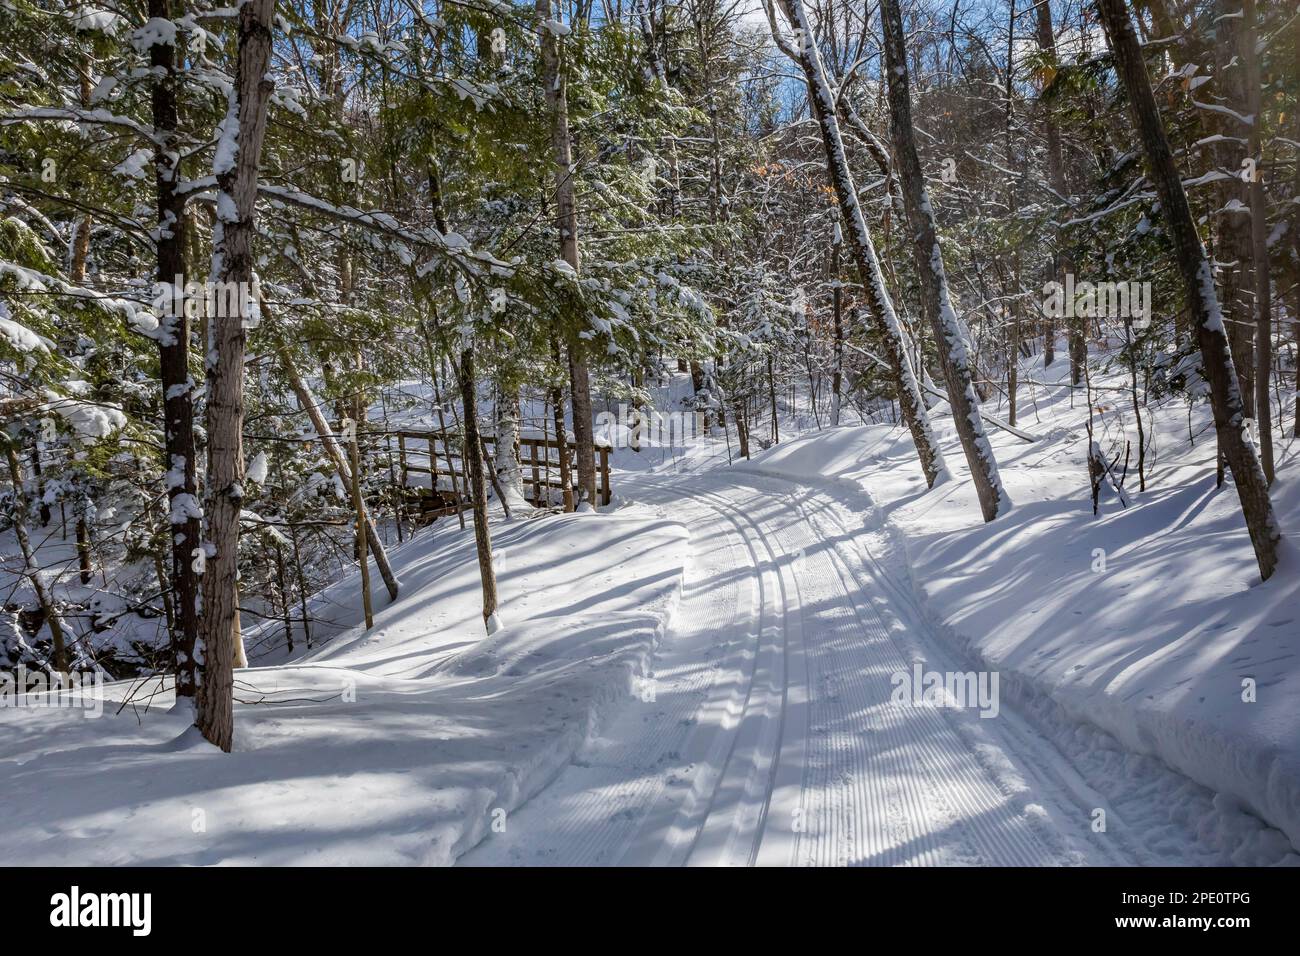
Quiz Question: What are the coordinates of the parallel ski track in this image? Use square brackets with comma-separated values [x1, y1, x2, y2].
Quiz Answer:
[462, 471, 1133, 866]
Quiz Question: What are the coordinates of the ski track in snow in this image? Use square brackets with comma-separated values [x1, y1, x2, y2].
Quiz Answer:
[462, 470, 1137, 867]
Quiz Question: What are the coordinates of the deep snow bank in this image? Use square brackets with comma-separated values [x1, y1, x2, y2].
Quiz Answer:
[0, 508, 687, 865]
[739, 369, 1300, 856]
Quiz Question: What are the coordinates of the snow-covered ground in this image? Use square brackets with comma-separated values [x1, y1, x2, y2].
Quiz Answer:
[734, 355, 1300, 864]
[2, 355, 1298, 866]
[0, 509, 686, 865]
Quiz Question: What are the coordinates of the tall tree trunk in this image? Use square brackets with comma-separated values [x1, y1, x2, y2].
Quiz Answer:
[879, 0, 1006, 519]
[1212, 1, 1258, 412]
[458, 345, 499, 628]
[1293, 13, 1300, 439]
[195, 0, 276, 752]
[1096, 0, 1280, 581]
[1241, 0, 1273, 483]
[148, 0, 201, 697]
[5, 442, 68, 672]
[539, 0, 597, 508]
[830, 224, 844, 427]
[1033, 0, 1077, 378]
[771, 0, 948, 487]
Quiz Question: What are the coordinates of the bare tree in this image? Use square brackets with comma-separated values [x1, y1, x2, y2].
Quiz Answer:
[879, 0, 1008, 521]
[768, 0, 949, 487]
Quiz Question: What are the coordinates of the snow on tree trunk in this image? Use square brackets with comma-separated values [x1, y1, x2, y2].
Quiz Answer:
[4, 442, 68, 672]
[539, 0, 598, 509]
[195, 0, 276, 753]
[147, 0, 200, 697]
[879, 0, 1007, 521]
[1096, 0, 1280, 581]
[494, 388, 531, 512]
[1211, 1, 1258, 413]
[772, 0, 948, 487]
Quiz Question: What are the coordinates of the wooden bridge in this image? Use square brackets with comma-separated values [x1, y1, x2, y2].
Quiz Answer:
[393, 429, 612, 521]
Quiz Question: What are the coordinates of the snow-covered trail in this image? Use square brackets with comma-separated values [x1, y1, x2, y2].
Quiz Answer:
[462, 471, 1134, 867]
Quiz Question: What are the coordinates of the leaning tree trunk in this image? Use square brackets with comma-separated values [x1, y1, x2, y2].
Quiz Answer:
[148, 0, 200, 697]
[195, 0, 276, 752]
[1097, 0, 1280, 581]
[273, 342, 400, 601]
[458, 345, 499, 629]
[5, 442, 68, 672]
[880, 0, 1007, 521]
[772, 0, 948, 487]
[538, 0, 598, 508]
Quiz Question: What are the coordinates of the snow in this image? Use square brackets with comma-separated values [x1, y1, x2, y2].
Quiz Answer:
[212, 106, 240, 178]
[739, 352, 1300, 859]
[0, 316, 48, 353]
[0, 509, 687, 865]
[130, 17, 177, 53]
[4, 359, 1297, 866]
[68, 7, 126, 35]
[112, 148, 154, 182]
[245, 450, 268, 486]
[46, 395, 127, 439]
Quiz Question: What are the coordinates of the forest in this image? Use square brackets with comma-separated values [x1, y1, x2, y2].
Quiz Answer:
[1, 0, 1298, 870]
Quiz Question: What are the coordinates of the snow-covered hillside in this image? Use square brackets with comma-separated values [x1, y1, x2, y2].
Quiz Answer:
[739, 354, 1300, 863]
[0, 510, 687, 865]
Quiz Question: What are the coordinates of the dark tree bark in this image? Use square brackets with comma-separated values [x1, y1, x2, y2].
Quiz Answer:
[1033, 0, 1080, 379]
[1211, 2, 1258, 412]
[148, 0, 200, 697]
[1241, 0, 1274, 483]
[1096, 0, 1280, 581]
[458, 345, 499, 627]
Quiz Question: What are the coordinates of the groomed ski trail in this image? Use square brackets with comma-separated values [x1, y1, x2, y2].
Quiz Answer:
[462, 471, 1134, 866]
